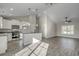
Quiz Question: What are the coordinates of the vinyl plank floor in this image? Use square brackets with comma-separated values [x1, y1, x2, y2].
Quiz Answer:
[42, 37, 79, 56]
[1, 37, 79, 56]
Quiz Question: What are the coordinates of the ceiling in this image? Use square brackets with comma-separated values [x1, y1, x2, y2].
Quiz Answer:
[0, 3, 49, 16]
[0, 3, 79, 23]
[45, 3, 79, 23]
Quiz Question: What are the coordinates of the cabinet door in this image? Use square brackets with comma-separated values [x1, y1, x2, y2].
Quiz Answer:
[23, 34, 32, 45]
[0, 36, 7, 54]
[7, 33, 12, 41]
[0, 17, 3, 28]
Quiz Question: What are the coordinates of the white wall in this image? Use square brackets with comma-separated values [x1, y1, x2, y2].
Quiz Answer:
[46, 16, 56, 38]
[57, 21, 79, 38]
[39, 13, 56, 38]
[42, 4, 79, 39]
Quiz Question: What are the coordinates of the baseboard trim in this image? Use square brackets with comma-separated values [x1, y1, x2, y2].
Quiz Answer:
[42, 36, 79, 39]
[42, 36, 57, 39]
[57, 36, 79, 39]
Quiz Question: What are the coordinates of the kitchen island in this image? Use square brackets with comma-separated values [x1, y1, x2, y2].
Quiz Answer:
[20, 32, 42, 46]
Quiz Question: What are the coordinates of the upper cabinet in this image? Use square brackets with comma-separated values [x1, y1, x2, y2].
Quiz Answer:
[0, 17, 3, 28]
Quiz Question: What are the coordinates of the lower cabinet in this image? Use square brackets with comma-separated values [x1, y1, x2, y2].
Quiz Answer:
[23, 34, 32, 46]
[23, 33, 42, 46]
[0, 36, 7, 54]
[7, 33, 12, 41]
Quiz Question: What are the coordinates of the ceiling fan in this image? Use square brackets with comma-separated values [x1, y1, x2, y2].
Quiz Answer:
[64, 17, 72, 23]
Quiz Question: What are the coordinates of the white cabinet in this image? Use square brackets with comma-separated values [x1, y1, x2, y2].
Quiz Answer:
[23, 34, 32, 45]
[0, 17, 3, 28]
[0, 33, 12, 42]
[0, 36, 7, 54]
[23, 33, 42, 46]
[7, 33, 12, 41]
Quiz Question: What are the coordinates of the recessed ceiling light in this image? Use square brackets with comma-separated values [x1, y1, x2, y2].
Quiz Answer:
[10, 8, 14, 11]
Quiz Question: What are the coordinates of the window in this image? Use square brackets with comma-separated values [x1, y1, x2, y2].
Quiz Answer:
[61, 25, 74, 35]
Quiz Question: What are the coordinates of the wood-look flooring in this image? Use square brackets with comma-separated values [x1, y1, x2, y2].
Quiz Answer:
[1, 37, 79, 56]
[42, 37, 79, 56]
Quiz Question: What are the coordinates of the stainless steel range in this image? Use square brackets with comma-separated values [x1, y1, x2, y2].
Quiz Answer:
[12, 25, 20, 38]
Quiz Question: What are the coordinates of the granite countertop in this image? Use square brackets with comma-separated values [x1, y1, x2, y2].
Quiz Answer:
[0, 28, 38, 34]
[0, 33, 8, 36]
[0, 28, 20, 33]
[0, 29, 12, 33]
